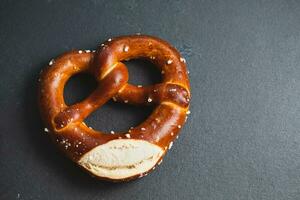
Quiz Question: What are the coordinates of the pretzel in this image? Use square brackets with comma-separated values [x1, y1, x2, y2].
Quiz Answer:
[38, 35, 191, 181]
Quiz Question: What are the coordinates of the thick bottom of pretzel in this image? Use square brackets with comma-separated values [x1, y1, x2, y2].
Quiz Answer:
[78, 139, 164, 180]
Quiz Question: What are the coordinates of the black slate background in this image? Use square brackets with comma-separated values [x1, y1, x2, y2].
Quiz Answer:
[1, 0, 300, 199]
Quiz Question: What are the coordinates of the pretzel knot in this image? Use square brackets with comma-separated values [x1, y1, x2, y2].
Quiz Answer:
[38, 35, 191, 181]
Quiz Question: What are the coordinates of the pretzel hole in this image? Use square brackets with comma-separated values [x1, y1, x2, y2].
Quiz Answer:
[63, 73, 97, 105]
[123, 59, 162, 86]
[84, 101, 155, 134]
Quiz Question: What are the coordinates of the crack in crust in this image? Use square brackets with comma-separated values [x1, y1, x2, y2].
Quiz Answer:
[78, 139, 164, 179]
[82, 155, 155, 170]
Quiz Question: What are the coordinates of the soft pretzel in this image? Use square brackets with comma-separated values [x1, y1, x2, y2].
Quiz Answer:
[38, 35, 191, 181]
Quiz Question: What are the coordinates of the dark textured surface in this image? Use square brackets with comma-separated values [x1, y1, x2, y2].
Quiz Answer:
[1, 0, 300, 199]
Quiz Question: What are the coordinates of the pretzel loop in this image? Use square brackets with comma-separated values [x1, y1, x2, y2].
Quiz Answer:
[95, 36, 190, 107]
[38, 35, 191, 181]
[53, 62, 128, 130]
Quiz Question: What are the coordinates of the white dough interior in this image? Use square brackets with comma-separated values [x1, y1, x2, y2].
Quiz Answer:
[78, 139, 164, 179]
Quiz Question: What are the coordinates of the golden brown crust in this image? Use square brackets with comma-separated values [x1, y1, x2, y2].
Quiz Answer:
[38, 35, 191, 181]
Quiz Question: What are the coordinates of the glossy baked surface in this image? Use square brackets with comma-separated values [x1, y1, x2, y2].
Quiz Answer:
[38, 35, 191, 181]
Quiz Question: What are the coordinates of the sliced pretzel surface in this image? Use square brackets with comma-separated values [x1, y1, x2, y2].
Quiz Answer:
[38, 35, 191, 181]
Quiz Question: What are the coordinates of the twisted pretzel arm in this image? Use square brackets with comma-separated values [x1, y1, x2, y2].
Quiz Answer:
[39, 51, 129, 160]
